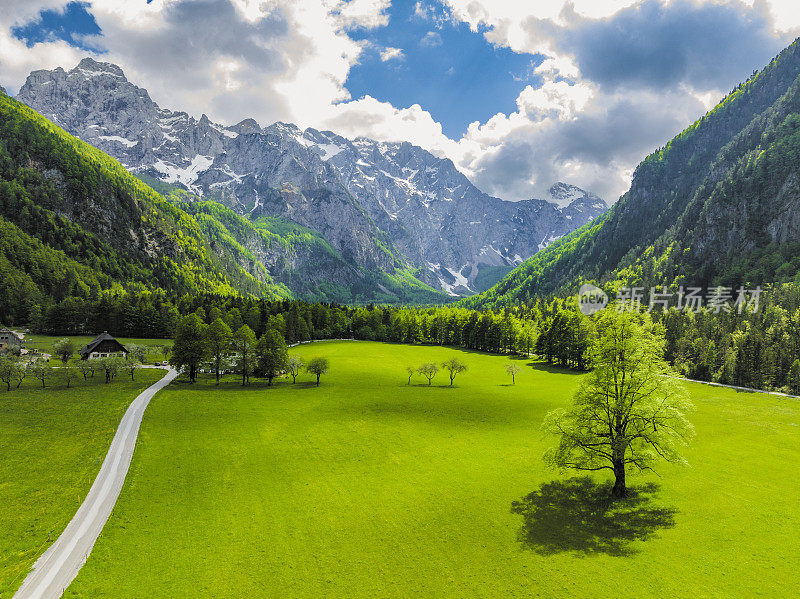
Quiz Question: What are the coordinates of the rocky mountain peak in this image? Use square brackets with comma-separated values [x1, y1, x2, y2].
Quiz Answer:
[231, 118, 262, 134]
[75, 57, 127, 79]
[547, 181, 604, 209]
[15, 58, 608, 296]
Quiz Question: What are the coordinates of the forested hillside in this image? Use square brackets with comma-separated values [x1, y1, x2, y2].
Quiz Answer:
[467, 38, 800, 309]
[0, 90, 302, 324]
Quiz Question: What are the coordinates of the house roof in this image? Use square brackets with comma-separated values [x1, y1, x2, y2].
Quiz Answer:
[79, 332, 128, 356]
[0, 327, 22, 342]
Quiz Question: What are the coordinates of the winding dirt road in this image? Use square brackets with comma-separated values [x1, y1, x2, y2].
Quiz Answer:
[14, 367, 178, 599]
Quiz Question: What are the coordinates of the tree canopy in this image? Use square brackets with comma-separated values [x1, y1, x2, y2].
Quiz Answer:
[543, 312, 694, 498]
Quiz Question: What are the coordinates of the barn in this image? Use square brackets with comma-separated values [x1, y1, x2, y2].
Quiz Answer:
[79, 332, 129, 360]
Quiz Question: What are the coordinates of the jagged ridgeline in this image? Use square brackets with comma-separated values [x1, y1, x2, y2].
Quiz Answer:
[467, 38, 800, 309]
[0, 91, 447, 321]
[16, 58, 605, 298]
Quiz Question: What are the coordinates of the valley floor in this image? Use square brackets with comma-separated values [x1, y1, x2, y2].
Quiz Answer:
[12, 341, 800, 597]
[0, 369, 165, 597]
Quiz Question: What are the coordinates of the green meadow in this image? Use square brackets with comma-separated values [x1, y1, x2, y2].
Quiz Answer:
[59, 341, 800, 597]
[0, 368, 165, 596]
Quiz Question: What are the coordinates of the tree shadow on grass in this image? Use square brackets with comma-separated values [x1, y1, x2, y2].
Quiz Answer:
[293, 381, 319, 389]
[511, 477, 677, 557]
[526, 362, 585, 376]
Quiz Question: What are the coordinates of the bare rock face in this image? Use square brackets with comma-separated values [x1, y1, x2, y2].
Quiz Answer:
[18, 58, 607, 295]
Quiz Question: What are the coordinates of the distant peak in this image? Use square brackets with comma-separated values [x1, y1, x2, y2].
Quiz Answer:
[545, 182, 606, 209]
[232, 118, 261, 134]
[73, 57, 126, 79]
[549, 181, 583, 195]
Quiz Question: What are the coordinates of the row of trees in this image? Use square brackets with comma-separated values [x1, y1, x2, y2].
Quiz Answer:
[169, 314, 330, 386]
[11, 281, 800, 394]
[0, 354, 140, 391]
[406, 358, 468, 387]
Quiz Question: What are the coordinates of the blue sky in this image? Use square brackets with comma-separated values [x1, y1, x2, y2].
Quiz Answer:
[11, 0, 544, 138]
[11, 1, 100, 52]
[345, 0, 544, 137]
[2, 1, 796, 202]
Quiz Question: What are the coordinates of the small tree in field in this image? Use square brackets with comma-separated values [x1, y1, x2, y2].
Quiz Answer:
[161, 344, 173, 362]
[124, 358, 140, 381]
[287, 355, 304, 383]
[307, 357, 329, 386]
[62, 366, 78, 389]
[99, 357, 123, 384]
[441, 357, 467, 386]
[52, 338, 75, 363]
[11, 361, 27, 389]
[406, 366, 414, 385]
[505, 363, 521, 384]
[417, 363, 438, 386]
[30, 360, 53, 388]
[77, 360, 95, 380]
[126, 344, 148, 364]
[0, 356, 22, 391]
[543, 312, 694, 499]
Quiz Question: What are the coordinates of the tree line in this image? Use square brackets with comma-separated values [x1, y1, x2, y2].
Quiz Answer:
[169, 313, 330, 386]
[8, 281, 800, 394]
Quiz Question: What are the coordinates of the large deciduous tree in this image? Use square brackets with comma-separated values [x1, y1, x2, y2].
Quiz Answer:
[170, 314, 208, 384]
[543, 312, 694, 499]
[206, 317, 232, 385]
[257, 329, 288, 385]
[233, 325, 257, 386]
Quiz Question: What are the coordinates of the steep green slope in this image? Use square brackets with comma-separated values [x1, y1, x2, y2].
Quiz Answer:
[467, 38, 800, 308]
[0, 91, 289, 318]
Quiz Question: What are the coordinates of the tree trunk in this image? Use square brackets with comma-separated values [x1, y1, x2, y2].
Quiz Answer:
[216, 357, 220, 385]
[316, 374, 321, 386]
[612, 460, 627, 498]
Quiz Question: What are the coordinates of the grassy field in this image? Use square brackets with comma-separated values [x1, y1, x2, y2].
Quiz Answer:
[0, 367, 166, 596]
[62, 341, 800, 597]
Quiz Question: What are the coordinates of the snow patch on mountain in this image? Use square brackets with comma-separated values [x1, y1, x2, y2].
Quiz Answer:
[15, 57, 608, 296]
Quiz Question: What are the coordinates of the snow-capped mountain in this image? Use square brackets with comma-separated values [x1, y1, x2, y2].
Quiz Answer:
[17, 58, 607, 295]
